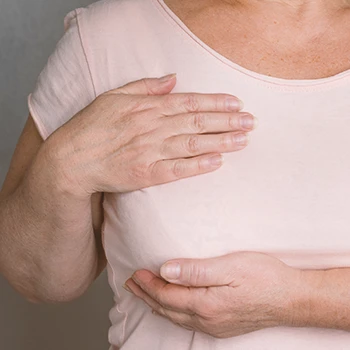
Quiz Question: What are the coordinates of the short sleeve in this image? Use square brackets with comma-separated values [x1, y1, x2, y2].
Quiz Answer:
[28, 9, 96, 140]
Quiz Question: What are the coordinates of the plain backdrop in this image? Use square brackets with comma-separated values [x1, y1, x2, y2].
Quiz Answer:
[0, 0, 113, 349]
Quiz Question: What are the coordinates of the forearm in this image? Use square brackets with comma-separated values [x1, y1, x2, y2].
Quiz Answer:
[290, 267, 350, 331]
[0, 140, 98, 303]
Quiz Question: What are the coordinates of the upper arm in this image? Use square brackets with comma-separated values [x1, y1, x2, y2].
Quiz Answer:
[1, 115, 106, 276]
[1, 9, 108, 278]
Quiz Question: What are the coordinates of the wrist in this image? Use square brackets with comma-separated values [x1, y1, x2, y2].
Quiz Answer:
[286, 269, 325, 328]
[21, 142, 92, 225]
[39, 133, 92, 200]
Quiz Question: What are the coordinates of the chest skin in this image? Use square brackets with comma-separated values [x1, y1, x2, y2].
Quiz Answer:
[163, 0, 350, 80]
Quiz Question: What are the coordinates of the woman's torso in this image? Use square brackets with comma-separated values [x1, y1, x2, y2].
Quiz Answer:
[75, 0, 350, 348]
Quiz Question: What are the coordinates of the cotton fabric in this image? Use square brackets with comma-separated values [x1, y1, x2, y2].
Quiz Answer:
[28, 0, 350, 348]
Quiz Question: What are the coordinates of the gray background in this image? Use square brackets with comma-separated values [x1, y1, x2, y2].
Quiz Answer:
[0, 0, 113, 349]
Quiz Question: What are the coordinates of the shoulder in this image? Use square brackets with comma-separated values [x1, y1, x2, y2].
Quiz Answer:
[66, 0, 159, 62]
[68, 0, 155, 35]
[63, 0, 165, 94]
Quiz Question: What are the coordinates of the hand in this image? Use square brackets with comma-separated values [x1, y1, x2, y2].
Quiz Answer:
[125, 252, 302, 338]
[47, 74, 256, 196]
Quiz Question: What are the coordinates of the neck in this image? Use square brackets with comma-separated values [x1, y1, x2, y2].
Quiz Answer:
[226, 0, 350, 16]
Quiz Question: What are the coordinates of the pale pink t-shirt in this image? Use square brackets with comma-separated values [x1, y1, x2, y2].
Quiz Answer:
[28, 0, 350, 348]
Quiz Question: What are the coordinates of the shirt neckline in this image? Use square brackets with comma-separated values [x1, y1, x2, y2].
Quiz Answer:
[153, 0, 350, 89]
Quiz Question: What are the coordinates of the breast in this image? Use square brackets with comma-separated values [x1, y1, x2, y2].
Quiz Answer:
[102, 85, 350, 273]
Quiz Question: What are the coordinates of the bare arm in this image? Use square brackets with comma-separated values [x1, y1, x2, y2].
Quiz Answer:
[292, 268, 350, 331]
[0, 75, 251, 304]
[0, 116, 105, 303]
[124, 253, 350, 337]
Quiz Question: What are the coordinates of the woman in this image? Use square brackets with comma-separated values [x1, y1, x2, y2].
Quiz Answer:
[1, 0, 350, 349]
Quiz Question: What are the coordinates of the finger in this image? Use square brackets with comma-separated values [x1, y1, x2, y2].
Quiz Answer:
[153, 308, 195, 331]
[160, 254, 238, 286]
[166, 112, 258, 135]
[160, 132, 249, 159]
[150, 152, 224, 185]
[154, 92, 244, 115]
[110, 74, 177, 96]
[125, 278, 194, 325]
[124, 278, 164, 311]
[130, 270, 197, 314]
[153, 309, 194, 332]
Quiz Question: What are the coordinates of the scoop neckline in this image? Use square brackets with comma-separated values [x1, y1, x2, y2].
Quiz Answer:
[153, 0, 350, 89]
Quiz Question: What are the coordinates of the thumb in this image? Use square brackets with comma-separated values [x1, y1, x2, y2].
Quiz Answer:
[113, 73, 177, 96]
[160, 255, 235, 287]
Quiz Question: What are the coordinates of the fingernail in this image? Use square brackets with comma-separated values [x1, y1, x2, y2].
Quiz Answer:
[208, 154, 224, 167]
[160, 262, 181, 280]
[234, 133, 249, 145]
[123, 284, 132, 293]
[131, 273, 140, 284]
[159, 73, 177, 83]
[226, 98, 244, 111]
[241, 115, 258, 130]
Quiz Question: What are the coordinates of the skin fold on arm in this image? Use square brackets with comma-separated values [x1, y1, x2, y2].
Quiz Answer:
[0, 116, 105, 303]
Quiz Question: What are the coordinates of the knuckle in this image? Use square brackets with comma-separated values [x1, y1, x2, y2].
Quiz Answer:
[191, 112, 206, 133]
[228, 114, 238, 129]
[139, 78, 148, 90]
[215, 95, 223, 111]
[129, 96, 154, 113]
[196, 157, 208, 173]
[98, 92, 136, 117]
[161, 94, 174, 110]
[188, 263, 206, 285]
[154, 306, 166, 317]
[152, 291, 166, 307]
[159, 136, 171, 156]
[220, 133, 234, 150]
[131, 134, 147, 151]
[129, 142, 152, 180]
[130, 162, 149, 180]
[186, 135, 200, 154]
[184, 94, 200, 112]
[147, 161, 160, 184]
[172, 160, 185, 178]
